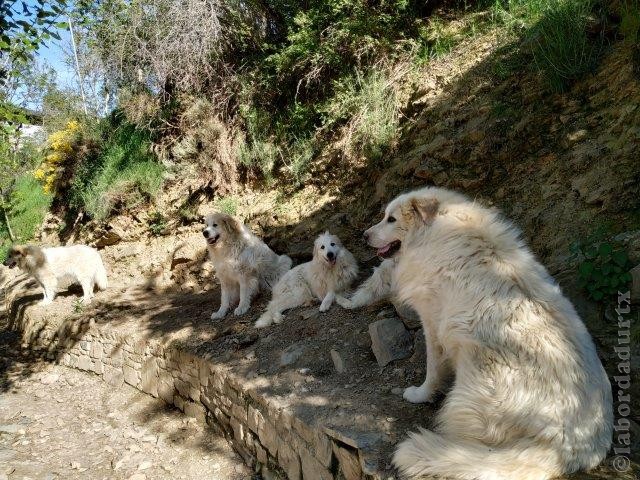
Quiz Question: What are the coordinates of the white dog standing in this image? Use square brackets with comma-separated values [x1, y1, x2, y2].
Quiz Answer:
[362, 187, 612, 480]
[255, 232, 358, 328]
[3, 244, 108, 304]
[203, 213, 292, 319]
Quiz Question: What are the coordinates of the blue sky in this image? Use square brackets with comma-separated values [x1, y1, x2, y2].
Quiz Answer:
[37, 27, 77, 89]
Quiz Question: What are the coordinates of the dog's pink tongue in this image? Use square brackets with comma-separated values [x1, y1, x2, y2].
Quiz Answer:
[377, 244, 391, 256]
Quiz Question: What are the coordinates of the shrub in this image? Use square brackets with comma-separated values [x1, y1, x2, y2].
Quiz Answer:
[572, 238, 633, 302]
[529, 0, 600, 92]
[0, 175, 52, 261]
[34, 120, 81, 194]
[325, 69, 401, 160]
[620, 0, 640, 44]
[69, 113, 164, 220]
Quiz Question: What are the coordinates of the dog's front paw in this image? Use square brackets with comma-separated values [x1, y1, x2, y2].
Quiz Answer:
[336, 295, 353, 309]
[254, 316, 272, 329]
[39, 299, 53, 306]
[234, 304, 250, 316]
[402, 385, 434, 404]
[211, 310, 227, 320]
[319, 301, 332, 312]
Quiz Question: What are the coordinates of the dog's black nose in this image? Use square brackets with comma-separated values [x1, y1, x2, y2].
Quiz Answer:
[203, 229, 209, 238]
[327, 251, 335, 260]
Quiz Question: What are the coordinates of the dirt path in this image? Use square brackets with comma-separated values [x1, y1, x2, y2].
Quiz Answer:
[0, 329, 251, 480]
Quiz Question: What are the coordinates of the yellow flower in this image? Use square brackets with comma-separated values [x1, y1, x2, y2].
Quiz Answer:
[34, 168, 46, 180]
[66, 120, 80, 132]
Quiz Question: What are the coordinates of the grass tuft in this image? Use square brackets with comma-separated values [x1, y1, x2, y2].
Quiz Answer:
[0, 176, 52, 262]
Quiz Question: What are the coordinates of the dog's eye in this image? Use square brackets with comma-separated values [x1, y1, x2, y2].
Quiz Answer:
[330, 243, 335, 247]
[320, 246, 325, 250]
[387, 216, 396, 223]
[212, 223, 217, 227]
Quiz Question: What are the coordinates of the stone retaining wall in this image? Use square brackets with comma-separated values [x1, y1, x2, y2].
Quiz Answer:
[10, 303, 376, 480]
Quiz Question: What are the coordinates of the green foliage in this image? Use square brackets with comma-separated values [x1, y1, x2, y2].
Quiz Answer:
[69, 113, 164, 221]
[620, 0, 640, 44]
[571, 238, 633, 302]
[73, 298, 86, 313]
[215, 197, 239, 216]
[529, 0, 600, 92]
[148, 211, 167, 236]
[491, 0, 601, 92]
[0, 176, 52, 262]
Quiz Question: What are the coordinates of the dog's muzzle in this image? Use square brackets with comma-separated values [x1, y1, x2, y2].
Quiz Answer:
[326, 251, 337, 266]
[3, 259, 16, 269]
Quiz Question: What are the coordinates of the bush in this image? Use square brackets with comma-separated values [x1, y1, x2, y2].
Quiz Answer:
[529, 0, 600, 92]
[69, 113, 164, 220]
[0, 175, 52, 262]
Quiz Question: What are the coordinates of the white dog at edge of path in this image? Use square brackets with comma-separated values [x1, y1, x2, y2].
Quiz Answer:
[255, 231, 358, 328]
[3, 244, 108, 304]
[362, 186, 612, 480]
[203, 212, 292, 319]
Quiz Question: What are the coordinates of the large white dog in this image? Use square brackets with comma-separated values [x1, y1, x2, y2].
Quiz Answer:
[255, 232, 358, 328]
[3, 244, 108, 304]
[363, 187, 612, 480]
[203, 213, 292, 319]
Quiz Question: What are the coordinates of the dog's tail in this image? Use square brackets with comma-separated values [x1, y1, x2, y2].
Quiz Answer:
[277, 254, 292, 277]
[94, 257, 108, 291]
[393, 428, 561, 480]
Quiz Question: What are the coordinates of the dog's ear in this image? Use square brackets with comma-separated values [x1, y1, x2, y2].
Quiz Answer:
[402, 197, 439, 225]
[219, 214, 242, 236]
[25, 246, 46, 267]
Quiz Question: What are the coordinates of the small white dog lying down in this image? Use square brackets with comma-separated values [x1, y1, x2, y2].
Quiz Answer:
[3, 244, 108, 304]
[361, 187, 612, 480]
[203, 213, 292, 319]
[255, 232, 358, 328]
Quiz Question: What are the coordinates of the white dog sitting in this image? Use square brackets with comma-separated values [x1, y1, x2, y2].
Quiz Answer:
[361, 186, 612, 480]
[255, 232, 358, 328]
[3, 244, 108, 304]
[203, 212, 292, 319]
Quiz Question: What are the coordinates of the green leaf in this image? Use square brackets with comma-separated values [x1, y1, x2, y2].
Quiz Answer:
[602, 263, 612, 275]
[579, 262, 594, 276]
[598, 243, 613, 257]
[612, 250, 629, 267]
[610, 276, 619, 288]
[592, 290, 604, 301]
[585, 246, 598, 259]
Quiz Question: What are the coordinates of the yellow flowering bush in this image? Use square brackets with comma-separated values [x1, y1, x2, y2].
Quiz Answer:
[34, 120, 81, 193]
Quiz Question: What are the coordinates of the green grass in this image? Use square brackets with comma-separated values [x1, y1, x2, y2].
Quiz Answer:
[620, 0, 640, 44]
[69, 114, 165, 221]
[215, 196, 239, 216]
[0, 175, 52, 262]
[491, 0, 601, 92]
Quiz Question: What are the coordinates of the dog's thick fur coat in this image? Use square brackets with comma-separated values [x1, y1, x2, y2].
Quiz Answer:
[336, 258, 394, 309]
[203, 213, 292, 319]
[363, 187, 612, 480]
[255, 232, 358, 328]
[3, 244, 108, 304]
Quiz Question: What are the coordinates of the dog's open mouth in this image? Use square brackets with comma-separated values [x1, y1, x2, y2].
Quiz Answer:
[325, 256, 337, 266]
[206, 235, 220, 245]
[377, 240, 401, 258]
[3, 260, 16, 269]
